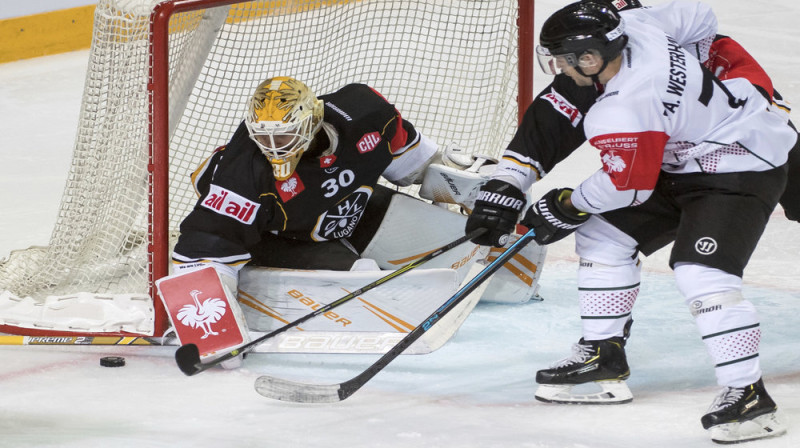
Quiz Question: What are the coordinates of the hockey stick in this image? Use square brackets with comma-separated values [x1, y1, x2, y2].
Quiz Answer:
[254, 228, 536, 403]
[174, 228, 485, 376]
[0, 335, 161, 346]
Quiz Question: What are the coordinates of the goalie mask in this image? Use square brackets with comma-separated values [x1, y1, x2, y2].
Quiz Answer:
[246, 77, 324, 180]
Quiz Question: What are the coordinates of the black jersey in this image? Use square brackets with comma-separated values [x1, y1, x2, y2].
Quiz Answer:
[173, 84, 429, 268]
[498, 74, 598, 187]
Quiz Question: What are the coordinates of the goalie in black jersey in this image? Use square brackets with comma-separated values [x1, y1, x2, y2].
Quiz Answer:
[173, 77, 439, 278]
[162, 77, 463, 367]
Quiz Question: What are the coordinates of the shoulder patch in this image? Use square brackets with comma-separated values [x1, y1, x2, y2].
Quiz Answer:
[357, 132, 382, 154]
[542, 88, 583, 127]
[201, 184, 259, 224]
[275, 173, 306, 202]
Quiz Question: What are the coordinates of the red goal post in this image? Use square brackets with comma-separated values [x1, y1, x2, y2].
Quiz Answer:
[0, 0, 534, 339]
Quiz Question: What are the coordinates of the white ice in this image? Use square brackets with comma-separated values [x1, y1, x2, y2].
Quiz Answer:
[1, 1, 799, 447]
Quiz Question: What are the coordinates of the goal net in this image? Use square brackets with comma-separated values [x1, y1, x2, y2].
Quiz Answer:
[0, 0, 533, 337]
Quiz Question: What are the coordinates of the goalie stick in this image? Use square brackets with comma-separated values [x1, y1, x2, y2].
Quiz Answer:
[174, 228, 486, 376]
[253, 228, 536, 403]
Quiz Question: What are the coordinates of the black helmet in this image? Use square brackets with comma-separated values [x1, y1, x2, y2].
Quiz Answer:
[538, 1, 628, 67]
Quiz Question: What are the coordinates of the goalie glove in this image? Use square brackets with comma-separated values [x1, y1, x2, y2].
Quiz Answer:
[522, 188, 589, 245]
[465, 179, 526, 247]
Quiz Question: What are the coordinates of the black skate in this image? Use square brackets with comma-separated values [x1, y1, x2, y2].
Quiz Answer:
[702, 378, 786, 444]
[534, 336, 632, 404]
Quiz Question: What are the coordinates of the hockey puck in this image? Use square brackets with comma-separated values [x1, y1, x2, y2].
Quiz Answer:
[100, 356, 126, 367]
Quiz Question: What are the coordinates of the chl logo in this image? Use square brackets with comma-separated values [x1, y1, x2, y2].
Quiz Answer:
[357, 132, 382, 154]
[176, 290, 227, 339]
[202, 184, 259, 224]
[695, 237, 718, 255]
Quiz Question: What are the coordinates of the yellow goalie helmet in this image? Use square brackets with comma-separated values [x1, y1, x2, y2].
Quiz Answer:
[246, 77, 324, 180]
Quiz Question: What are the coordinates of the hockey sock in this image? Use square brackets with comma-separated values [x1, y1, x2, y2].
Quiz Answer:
[578, 258, 640, 340]
[688, 291, 762, 387]
[674, 263, 761, 387]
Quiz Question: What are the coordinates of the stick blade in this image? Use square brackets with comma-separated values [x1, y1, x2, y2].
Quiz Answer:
[254, 375, 346, 403]
[175, 343, 202, 376]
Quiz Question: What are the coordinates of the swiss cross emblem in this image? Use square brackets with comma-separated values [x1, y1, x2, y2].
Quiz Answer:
[356, 132, 382, 154]
[276, 173, 305, 202]
[320, 155, 337, 168]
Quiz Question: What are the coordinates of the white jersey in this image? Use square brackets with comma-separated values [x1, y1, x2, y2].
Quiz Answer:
[633, 0, 718, 63]
[571, 13, 797, 214]
[492, 1, 719, 195]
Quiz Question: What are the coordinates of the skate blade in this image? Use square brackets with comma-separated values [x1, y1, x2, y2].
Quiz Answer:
[709, 412, 787, 444]
[534, 380, 633, 405]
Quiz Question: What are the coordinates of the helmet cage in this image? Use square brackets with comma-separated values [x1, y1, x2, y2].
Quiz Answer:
[245, 77, 323, 180]
[246, 112, 314, 159]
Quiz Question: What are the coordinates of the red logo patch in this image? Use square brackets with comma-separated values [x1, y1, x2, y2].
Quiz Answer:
[320, 155, 337, 168]
[276, 173, 305, 202]
[590, 131, 667, 190]
[542, 89, 583, 128]
[201, 184, 259, 224]
[157, 267, 244, 356]
[357, 132, 382, 154]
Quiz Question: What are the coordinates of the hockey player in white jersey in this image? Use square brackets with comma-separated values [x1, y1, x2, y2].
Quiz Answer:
[467, 1, 795, 444]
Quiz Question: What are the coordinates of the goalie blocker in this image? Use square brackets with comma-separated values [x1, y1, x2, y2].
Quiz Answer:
[156, 267, 251, 363]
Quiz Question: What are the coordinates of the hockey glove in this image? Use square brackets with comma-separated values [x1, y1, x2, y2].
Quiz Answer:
[522, 188, 589, 245]
[465, 179, 526, 247]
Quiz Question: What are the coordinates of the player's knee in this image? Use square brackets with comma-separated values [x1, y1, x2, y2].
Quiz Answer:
[578, 257, 641, 288]
[575, 217, 638, 266]
[674, 262, 742, 303]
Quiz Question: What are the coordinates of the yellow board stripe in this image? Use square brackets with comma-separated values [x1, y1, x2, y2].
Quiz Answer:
[0, 1, 356, 64]
[0, 5, 95, 64]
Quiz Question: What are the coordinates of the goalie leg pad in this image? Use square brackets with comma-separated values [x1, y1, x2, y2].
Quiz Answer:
[360, 193, 485, 282]
[480, 233, 547, 304]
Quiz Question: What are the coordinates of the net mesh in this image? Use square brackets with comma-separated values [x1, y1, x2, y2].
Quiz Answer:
[0, 0, 524, 333]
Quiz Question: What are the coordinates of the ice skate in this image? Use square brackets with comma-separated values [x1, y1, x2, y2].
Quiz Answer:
[534, 336, 632, 404]
[702, 378, 786, 444]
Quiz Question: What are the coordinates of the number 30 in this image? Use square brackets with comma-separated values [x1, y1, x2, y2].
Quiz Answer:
[321, 169, 355, 197]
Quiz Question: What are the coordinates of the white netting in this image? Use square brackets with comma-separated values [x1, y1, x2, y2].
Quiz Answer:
[0, 0, 524, 335]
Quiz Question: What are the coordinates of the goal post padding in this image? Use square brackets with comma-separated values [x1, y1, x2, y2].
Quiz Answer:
[0, 0, 534, 337]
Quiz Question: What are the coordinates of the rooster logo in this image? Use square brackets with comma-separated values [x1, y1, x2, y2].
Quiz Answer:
[281, 177, 299, 196]
[177, 290, 227, 339]
[602, 152, 627, 173]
